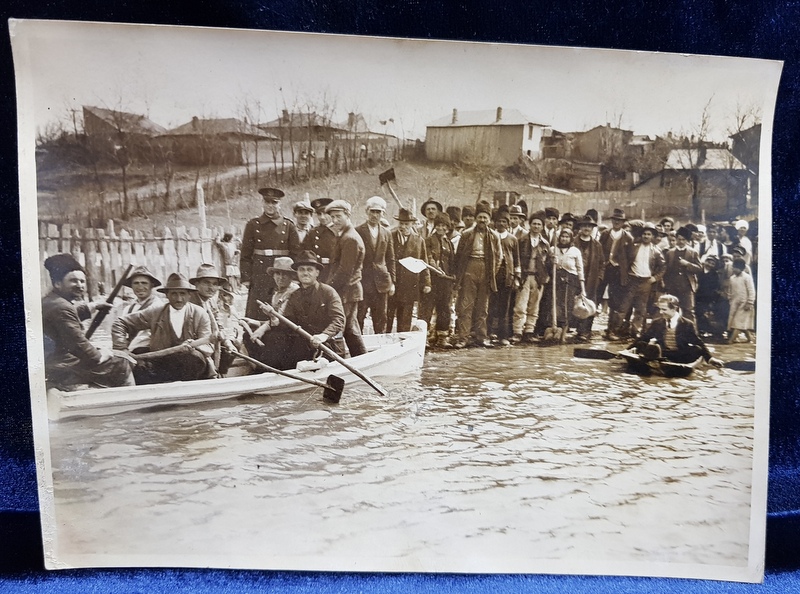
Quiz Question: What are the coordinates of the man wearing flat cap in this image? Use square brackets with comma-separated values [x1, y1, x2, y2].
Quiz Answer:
[355, 196, 396, 335]
[293, 200, 315, 244]
[662, 225, 702, 323]
[326, 200, 367, 357]
[112, 273, 215, 384]
[42, 254, 134, 389]
[240, 187, 302, 319]
[302, 197, 337, 281]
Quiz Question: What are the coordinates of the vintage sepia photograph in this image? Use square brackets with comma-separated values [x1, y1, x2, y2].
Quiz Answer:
[11, 19, 778, 581]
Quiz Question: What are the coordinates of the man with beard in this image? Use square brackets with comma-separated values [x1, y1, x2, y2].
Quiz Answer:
[42, 254, 133, 389]
[453, 202, 502, 348]
[355, 196, 396, 335]
[662, 226, 702, 322]
[387, 208, 431, 333]
[240, 187, 302, 318]
[326, 200, 367, 357]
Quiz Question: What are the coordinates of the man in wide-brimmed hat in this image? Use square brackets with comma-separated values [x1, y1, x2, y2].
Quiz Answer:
[512, 210, 551, 343]
[508, 204, 526, 241]
[420, 198, 444, 239]
[112, 273, 215, 384]
[662, 225, 702, 323]
[240, 187, 302, 319]
[190, 263, 229, 372]
[597, 208, 636, 339]
[573, 215, 605, 342]
[453, 201, 502, 348]
[42, 254, 134, 390]
[355, 196, 396, 335]
[325, 200, 367, 357]
[118, 265, 166, 353]
[387, 208, 431, 333]
[302, 197, 336, 281]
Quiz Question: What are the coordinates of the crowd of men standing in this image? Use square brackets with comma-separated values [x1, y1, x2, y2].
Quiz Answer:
[41, 185, 757, 391]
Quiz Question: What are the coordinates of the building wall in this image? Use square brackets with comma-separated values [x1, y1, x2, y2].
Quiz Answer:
[425, 124, 525, 166]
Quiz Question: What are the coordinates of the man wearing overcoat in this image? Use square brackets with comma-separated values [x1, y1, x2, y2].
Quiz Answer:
[512, 210, 550, 343]
[302, 197, 337, 281]
[240, 187, 302, 318]
[387, 208, 431, 333]
[599, 208, 636, 339]
[662, 225, 703, 322]
[355, 196, 396, 335]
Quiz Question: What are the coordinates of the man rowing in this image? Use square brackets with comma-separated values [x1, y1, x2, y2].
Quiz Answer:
[42, 254, 134, 390]
[118, 265, 165, 354]
[111, 273, 216, 384]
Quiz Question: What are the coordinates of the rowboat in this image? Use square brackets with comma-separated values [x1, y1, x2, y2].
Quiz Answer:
[617, 348, 703, 378]
[48, 323, 427, 420]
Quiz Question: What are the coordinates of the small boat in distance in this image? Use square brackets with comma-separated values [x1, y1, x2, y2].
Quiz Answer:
[48, 324, 427, 420]
[617, 347, 703, 378]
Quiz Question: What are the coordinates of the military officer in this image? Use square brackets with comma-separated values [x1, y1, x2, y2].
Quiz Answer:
[302, 197, 337, 282]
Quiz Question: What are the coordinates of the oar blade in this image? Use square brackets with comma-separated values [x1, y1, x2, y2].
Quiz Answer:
[323, 374, 345, 403]
[724, 360, 756, 372]
[573, 347, 618, 360]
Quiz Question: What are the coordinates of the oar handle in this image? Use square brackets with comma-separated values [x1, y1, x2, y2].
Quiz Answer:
[257, 300, 388, 397]
[233, 350, 332, 391]
[86, 263, 134, 339]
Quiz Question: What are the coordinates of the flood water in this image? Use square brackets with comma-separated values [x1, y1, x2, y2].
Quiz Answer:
[46, 339, 759, 575]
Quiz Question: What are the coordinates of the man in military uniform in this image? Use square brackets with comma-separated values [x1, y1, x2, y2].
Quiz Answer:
[240, 187, 302, 319]
[302, 197, 337, 282]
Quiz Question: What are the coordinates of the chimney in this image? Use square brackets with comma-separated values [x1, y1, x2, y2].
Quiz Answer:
[348, 112, 355, 129]
[452, 108, 458, 124]
[496, 107, 503, 122]
[282, 109, 289, 124]
[191, 116, 199, 130]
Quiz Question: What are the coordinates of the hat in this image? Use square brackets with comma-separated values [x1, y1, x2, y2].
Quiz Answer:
[731, 245, 747, 256]
[123, 265, 161, 288]
[218, 282, 235, 297]
[610, 208, 627, 221]
[475, 201, 492, 217]
[585, 208, 598, 223]
[434, 212, 452, 227]
[732, 259, 747, 271]
[258, 187, 285, 200]
[44, 253, 85, 282]
[380, 217, 390, 228]
[292, 250, 324, 271]
[420, 199, 443, 215]
[190, 263, 226, 284]
[394, 208, 417, 222]
[461, 205, 475, 218]
[734, 219, 749, 231]
[446, 205, 462, 222]
[310, 198, 333, 212]
[158, 273, 197, 293]
[293, 200, 314, 213]
[516, 200, 529, 214]
[695, 224, 707, 233]
[676, 226, 693, 241]
[267, 256, 298, 277]
[544, 207, 560, 219]
[365, 196, 387, 211]
[685, 223, 698, 233]
[325, 199, 352, 215]
[704, 255, 719, 264]
[659, 217, 675, 226]
[509, 204, 525, 217]
[559, 212, 577, 225]
[642, 221, 658, 233]
[576, 215, 597, 228]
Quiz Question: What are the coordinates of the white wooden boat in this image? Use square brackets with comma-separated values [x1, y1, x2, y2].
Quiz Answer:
[48, 323, 427, 420]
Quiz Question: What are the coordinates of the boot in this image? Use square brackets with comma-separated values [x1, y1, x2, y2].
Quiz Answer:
[435, 332, 451, 349]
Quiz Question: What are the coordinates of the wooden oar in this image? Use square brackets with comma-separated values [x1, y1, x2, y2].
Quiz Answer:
[86, 263, 134, 339]
[232, 350, 345, 403]
[257, 300, 388, 397]
[572, 347, 756, 371]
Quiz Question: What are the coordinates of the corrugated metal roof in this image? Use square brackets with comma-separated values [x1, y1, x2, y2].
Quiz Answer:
[83, 105, 166, 135]
[665, 148, 747, 171]
[162, 118, 278, 139]
[427, 109, 546, 128]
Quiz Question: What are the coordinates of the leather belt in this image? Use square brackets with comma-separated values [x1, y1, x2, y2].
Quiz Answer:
[253, 249, 289, 257]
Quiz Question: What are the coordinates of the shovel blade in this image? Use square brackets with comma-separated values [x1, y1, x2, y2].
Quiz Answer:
[323, 374, 346, 403]
[379, 168, 396, 185]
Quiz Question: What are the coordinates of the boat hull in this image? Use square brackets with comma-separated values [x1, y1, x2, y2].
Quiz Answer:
[618, 348, 702, 378]
[48, 325, 427, 420]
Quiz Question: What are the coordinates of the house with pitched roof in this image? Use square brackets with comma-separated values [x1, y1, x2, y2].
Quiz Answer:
[425, 107, 547, 166]
[160, 117, 278, 166]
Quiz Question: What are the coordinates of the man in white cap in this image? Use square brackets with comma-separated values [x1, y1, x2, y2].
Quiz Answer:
[326, 200, 367, 357]
[734, 219, 753, 265]
[355, 196, 396, 334]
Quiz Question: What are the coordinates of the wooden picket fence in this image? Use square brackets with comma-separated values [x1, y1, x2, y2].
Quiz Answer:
[39, 221, 242, 298]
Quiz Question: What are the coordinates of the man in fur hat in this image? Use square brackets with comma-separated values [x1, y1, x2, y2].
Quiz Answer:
[42, 254, 134, 389]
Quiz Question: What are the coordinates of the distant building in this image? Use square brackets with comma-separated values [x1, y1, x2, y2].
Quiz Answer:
[258, 110, 343, 142]
[729, 123, 761, 176]
[333, 112, 400, 162]
[160, 117, 277, 166]
[82, 105, 166, 138]
[570, 124, 633, 163]
[425, 107, 546, 166]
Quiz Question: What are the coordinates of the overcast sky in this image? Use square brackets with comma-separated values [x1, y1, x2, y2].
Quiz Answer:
[12, 20, 782, 142]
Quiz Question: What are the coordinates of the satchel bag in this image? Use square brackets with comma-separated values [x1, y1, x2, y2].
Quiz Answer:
[572, 294, 597, 320]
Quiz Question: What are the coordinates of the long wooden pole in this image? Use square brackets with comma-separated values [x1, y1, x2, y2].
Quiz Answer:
[85, 263, 133, 339]
[257, 300, 388, 396]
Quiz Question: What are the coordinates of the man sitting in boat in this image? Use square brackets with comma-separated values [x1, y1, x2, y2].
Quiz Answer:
[111, 273, 216, 384]
[118, 265, 166, 354]
[629, 294, 723, 367]
[42, 254, 134, 390]
[269, 250, 345, 369]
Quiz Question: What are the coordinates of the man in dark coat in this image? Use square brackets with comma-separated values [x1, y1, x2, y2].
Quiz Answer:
[420, 198, 443, 239]
[631, 294, 723, 366]
[42, 254, 134, 389]
[599, 208, 636, 339]
[302, 197, 338, 282]
[488, 210, 520, 345]
[512, 210, 550, 343]
[280, 251, 346, 367]
[453, 202, 502, 348]
[355, 196, 396, 335]
[420, 212, 456, 347]
[573, 215, 605, 342]
[326, 200, 367, 357]
[387, 208, 431, 333]
[240, 187, 302, 318]
[663, 225, 703, 322]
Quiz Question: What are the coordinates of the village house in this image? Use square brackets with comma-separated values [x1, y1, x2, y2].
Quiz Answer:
[630, 147, 753, 220]
[159, 117, 277, 166]
[333, 112, 401, 163]
[570, 124, 634, 164]
[82, 105, 166, 161]
[425, 107, 546, 166]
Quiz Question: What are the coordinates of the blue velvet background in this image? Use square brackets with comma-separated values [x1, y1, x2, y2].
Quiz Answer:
[1, 2, 798, 591]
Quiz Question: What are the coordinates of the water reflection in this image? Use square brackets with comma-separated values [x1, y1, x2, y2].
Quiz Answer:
[48, 341, 757, 571]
